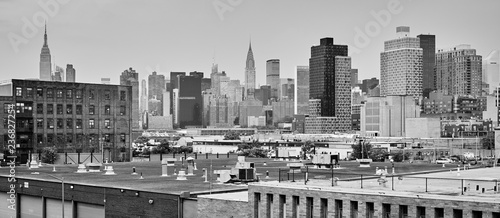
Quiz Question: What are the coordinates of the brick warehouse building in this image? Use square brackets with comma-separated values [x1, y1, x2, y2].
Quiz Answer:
[0, 79, 132, 163]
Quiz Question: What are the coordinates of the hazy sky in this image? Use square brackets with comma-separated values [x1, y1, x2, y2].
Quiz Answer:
[1, 0, 500, 86]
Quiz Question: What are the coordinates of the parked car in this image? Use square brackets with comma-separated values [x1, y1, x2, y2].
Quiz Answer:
[436, 157, 453, 164]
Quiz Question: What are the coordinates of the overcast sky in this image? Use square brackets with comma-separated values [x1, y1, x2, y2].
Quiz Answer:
[1, 0, 499, 86]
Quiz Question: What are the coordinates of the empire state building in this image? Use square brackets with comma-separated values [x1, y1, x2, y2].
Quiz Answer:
[39, 24, 52, 81]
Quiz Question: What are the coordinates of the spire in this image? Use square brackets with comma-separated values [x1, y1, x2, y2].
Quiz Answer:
[43, 21, 48, 47]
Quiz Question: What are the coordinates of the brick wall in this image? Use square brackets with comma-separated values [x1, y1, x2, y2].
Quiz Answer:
[197, 196, 249, 218]
[0, 176, 179, 218]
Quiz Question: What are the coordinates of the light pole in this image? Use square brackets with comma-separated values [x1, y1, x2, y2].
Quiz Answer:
[35, 173, 65, 217]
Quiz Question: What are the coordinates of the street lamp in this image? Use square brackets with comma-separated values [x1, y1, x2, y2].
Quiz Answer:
[33, 172, 65, 217]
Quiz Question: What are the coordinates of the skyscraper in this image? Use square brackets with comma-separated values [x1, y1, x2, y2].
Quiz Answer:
[52, 66, 63, 82]
[295, 66, 309, 115]
[66, 64, 75, 82]
[178, 75, 202, 128]
[381, 26, 423, 97]
[120, 67, 140, 129]
[245, 42, 256, 99]
[140, 79, 148, 114]
[39, 24, 52, 81]
[483, 50, 500, 94]
[417, 34, 436, 98]
[350, 69, 358, 88]
[306, 37, 351, 133]
[436, 45, 482, 96]
[148, 71, 165, 116]
[169, 72, 186, 116]
[266, 59, 280, 99]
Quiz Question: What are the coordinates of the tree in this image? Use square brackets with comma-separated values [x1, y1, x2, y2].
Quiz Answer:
[481, 135, 494, 150]
[351, 141, 372, 159]
[233, 117, 239, 125]
[224, 131, 241, 140]
[134, 136, 149, 145]
[157, 139, 170, 154]
[302, 141, 315, 154]
[391, 151, 411, 162]
[369, 148, 389, 162]
[41, 146, 59, 164]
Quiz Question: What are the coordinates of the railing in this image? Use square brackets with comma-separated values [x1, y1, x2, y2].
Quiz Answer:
[278, 167, 500, 196]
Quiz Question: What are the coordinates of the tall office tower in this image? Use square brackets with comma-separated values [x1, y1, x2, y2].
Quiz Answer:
[255, 85, 271, 105]
[148, 71, 165, 116]
[350, 69, 358, 88]
[361, 77, 379, 94]
[162, 90, 170, 117]
[219, 72, 230, 96]
[295, 66, 309, 115]
[244, 42, 256, 99]
[381, 26, 423, 97]
[52, 66, 63, 81]
[120, 67, 140, 129]
[39, 24, 52, 81]
[169, 72, 186, 116]
[140, 79, 148, 114]
[306, 38, 351, 133]
[227, 80, 243, 103]
[266, 59, 280, 99]
[436, 45, 482, 96]
[190, 71, 204, 78]
[66, 64, 75, 82]
[211, 71, 228, 96]
[178, 75, 202, 128]
[280, 78, 294, 100]
[201, 78, 211, 92]
[209, 96, 230, 127]
[483, 50, 500, 94]
[417, 34, 436, 98]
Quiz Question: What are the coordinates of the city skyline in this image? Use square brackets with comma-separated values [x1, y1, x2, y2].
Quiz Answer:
[1, 0, 500, 87]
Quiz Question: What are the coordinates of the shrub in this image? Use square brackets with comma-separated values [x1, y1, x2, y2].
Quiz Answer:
[142, 148, 151, 156]
[41, 146, 59, 164]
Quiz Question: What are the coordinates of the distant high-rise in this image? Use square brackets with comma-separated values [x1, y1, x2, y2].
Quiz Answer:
[381, 26, 423, 97]
[169, 72, 186, 116]
[295, 66, 309, 115]
[436, 45, 482, 96]
[417, 34, 436, 98]
[244, 41, 256, 99]
[140, 79, 148, 114]
[483, 50, 500, 94]
[350, 69, 358, 88]
[148, 71, 165, 116]
[361, 77, 379, 95]
[120, 67, 140, 129]
[178, 75, 202, 128]
[307, 37, 351, 133]
[101, 78, 111, 84]
[52, 66, 63, 82]
[66, 64, 75, 82]
[39, 24, 52, 81]
[266, 59, 280, 99]
[280, 78, 294, 100]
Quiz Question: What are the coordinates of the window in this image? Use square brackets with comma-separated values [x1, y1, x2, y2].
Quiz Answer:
[89, 119, 95, 129]
[89, 105, 95, 115]
[66, 134, 73, 143]
[36, 88, 43, 98]
[104, 90, 110, 100]
[335, 200, 342, 218]
[47, 88, 53, 98]
[320, 198, 328, 218]
[16, 102, 32, 114]
[399, 205, 408, 218]
[76, 90, 82, 99]
[120, 91, 126, 101]
[266, 194, 273, 218]
[47, 134, 54, 143]
[66, 89, 73, 99]
[15, 87, 22, 96]
[56, 89, 63, 98]
[47, 118, 54, 129]
[492, 212, 500, 218]
[76, 134, 83, 143]
[120, 134, 126, 143]
[76, 105, 82, 115]
[4, 103, 11, 113]
[472, 211, 482, 218]
[279, 195, 286, 218]
[382, 204, 391, 218]
[47, 104, 53, 114]
[57, 119, 63, 129]
[57, 104, 63, 114]
[417, 206, 425, 218]
[119, 106, 126, 115]
[350, 201, 358, 218]
[37, 104, 43, 114]
[306, 197, 313, 218]
[76, 119, 82, 129]
[435, 208, 444, 218]
[66, 118, 73, 129]
[292, 196, 299, 218]
[104, 119, 111, 129]
[66, 104, 73, 114]
[104, 134, 112, 143]
[37, 134, 43, 144]
[254, 193, 261, 218]
[36, 119, 43, 128]
[26, 88, 33, 98]
[89, 89, 95, 99]
[104, 105, 111, 115]
[365, 202, 374, 218]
